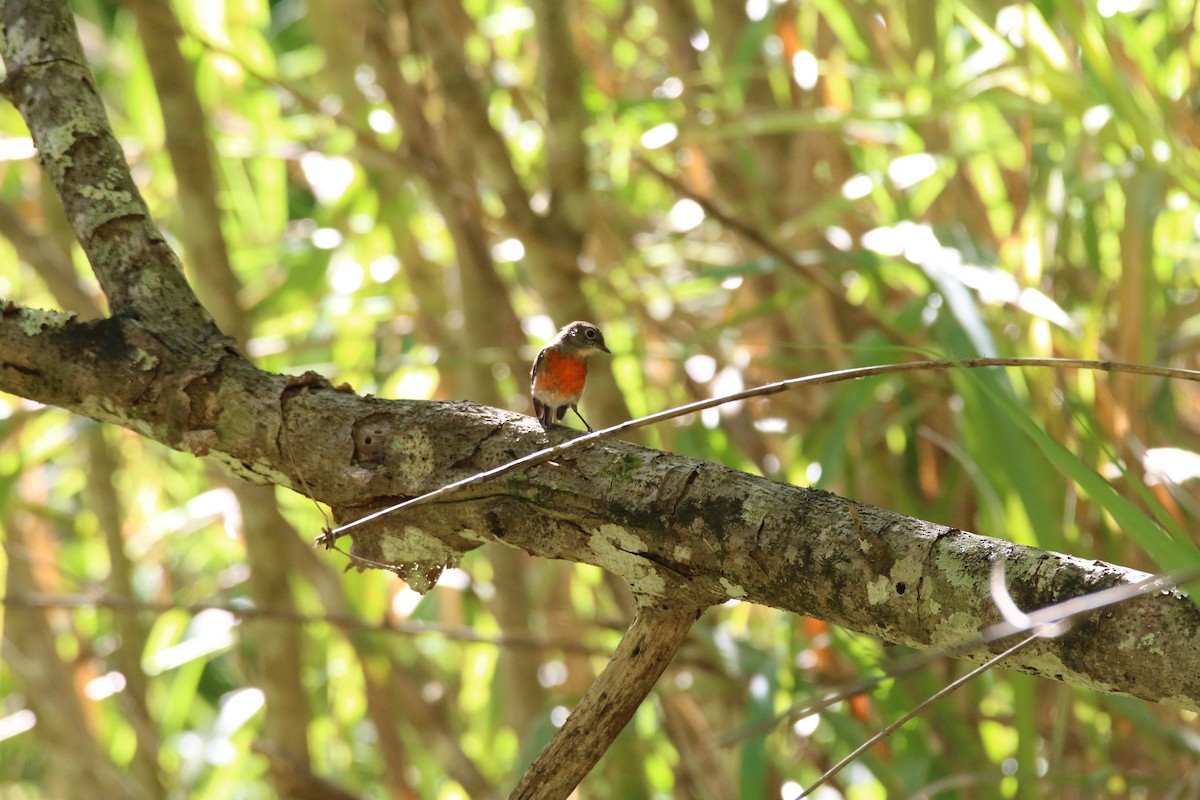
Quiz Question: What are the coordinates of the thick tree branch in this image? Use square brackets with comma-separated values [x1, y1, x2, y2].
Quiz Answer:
[2, 304, 1198, 709]
[0, 0, 219, 347]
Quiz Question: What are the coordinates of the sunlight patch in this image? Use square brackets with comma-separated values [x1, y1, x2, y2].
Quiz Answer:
[641, 123, 679, 150]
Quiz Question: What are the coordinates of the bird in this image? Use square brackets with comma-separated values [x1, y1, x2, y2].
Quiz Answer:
[530, 320, 610, 431]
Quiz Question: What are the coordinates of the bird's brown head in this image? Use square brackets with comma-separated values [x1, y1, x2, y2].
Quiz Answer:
[552, 321, 611, 356]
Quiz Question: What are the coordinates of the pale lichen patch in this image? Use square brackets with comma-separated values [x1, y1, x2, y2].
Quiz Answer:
[17, 307, 74, 336]
[373, 525, 466, 594]
[588, 523, 665, 596]
[381, 525, 461, 567]
[596, 523, 648, 553]
[76, 392, 155, 440]
[246, 458, 290, 485]
[203, 451, 289, 486]
[345, 466, 377, 485]
[456, 528, 490, 545]
[628, 571, 667, 596]
[719, 577, 747, 599]
[204, 450, 260, 483]
[865, 557, 921, 605]
[930, 612, 981, 648]
[1139, 633, 1164, 656]
[132, 348, 159, 371]
[934, 545, 978, 591]
[740, 489, 770, 527]
[889, 554, 923, 589]
[5, 20, 43, 67]
[867, 575, 892, 605]
[389, 428, 435, 483]
[78, 184, 133, 204]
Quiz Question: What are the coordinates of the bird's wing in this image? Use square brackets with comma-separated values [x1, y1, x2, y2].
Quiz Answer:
[530, 346, 547, 383]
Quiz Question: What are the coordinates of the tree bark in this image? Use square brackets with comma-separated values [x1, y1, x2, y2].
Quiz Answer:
[2, 303, 1199, 709]
[0, 1, 220, 349]
[509, 601, 701, 800]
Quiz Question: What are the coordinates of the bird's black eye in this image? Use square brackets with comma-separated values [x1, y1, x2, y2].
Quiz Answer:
[585, 329, 596, 338]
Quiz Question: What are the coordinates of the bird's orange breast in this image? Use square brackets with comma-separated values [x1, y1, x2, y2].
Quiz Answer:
[533, 350, 589, 400]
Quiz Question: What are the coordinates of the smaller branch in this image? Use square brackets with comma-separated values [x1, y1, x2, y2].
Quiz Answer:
[321, 356, 1200, 544]
[509, 602, 701, 800]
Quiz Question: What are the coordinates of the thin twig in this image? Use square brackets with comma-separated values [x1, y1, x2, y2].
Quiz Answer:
[319, 356, 1200, 544]
[0, 591, 619, 654]
[794, 633, 1041, 799]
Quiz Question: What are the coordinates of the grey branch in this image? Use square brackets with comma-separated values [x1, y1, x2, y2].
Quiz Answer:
[1, 306, 1197, 709]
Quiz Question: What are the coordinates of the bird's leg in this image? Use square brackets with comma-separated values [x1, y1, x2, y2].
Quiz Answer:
[570, 405, 593, 431]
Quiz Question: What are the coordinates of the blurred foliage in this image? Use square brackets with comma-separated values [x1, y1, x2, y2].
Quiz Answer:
[2, 0, 1200, 797]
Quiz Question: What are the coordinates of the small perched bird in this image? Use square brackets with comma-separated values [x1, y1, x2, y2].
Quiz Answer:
[530, 320, 610, 431]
